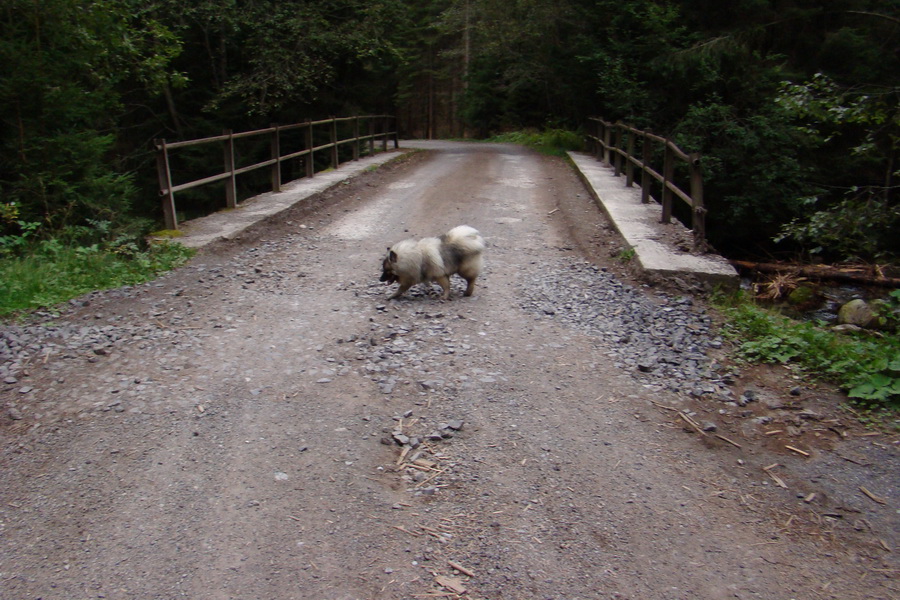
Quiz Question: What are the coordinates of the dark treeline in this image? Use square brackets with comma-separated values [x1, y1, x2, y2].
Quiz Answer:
[1, 0, 898, 261]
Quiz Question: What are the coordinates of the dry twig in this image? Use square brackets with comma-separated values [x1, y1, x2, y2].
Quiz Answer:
[715, 434, 742, 449]
[859, 486, 887, 505]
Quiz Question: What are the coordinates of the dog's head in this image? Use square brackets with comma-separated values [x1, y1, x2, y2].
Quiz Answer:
[380, 248, 399, 284]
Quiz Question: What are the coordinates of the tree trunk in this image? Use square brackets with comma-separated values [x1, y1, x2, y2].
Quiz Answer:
[163, 83, 185, 139]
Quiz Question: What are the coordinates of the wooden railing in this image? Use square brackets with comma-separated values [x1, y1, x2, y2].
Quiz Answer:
[154, 115, 399, 230]
[586, 118, 707, 252]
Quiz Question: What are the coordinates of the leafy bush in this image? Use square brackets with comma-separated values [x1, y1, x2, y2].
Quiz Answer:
[672, 99, 819, 255]
[717, 292, 900, 410]
[775, 192, 900, 262]
[771, 73, 900, 262]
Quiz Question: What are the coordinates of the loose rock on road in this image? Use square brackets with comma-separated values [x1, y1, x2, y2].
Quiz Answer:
[1, 142, 896, 600]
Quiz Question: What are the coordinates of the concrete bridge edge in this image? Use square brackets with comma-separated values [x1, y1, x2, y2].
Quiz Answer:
[567, 151, 739, 293]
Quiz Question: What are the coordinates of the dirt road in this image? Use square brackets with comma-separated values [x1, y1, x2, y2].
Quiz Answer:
[1, 142, 896, 599]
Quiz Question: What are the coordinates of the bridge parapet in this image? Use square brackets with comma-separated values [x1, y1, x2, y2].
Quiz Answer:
[154, 115, 399, 230]
[586, 118, 706, 253]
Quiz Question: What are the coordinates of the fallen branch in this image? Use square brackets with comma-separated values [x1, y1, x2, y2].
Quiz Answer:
[730, 260, 900, 288]
[678, 412, 708, 436]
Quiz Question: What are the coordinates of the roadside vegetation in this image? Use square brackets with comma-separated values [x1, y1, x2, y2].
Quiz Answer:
[715, 290, 900, 425]
[485, 129, 585, 157]
[0, 221, 193, 318]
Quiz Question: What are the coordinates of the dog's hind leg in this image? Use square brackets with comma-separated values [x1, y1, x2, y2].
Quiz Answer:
[435, 275, 452, 300]
[463, 276, 477, 297]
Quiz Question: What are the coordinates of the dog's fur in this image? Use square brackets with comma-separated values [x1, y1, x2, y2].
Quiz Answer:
[380, 225, 485, 300]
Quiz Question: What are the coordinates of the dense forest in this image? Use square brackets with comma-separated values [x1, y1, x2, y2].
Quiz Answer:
[1, 0, 898, 260]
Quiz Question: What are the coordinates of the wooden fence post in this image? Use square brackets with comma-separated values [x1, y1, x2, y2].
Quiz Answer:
[640, 133, 651, 204]
[223, 129, 237, 209]
[353, 117, 360, 161]
[602, 123, 611, 167]
[613, 124, 623, 177]
[155, 139, 177, 230]
[661, 140, 674, 223]
[689, 152, 706, 251]
[382, 116, 389, 151]
[369, 118, 375, 155]
[625, 129, 635, 187]
[330, 117, 339, 169]
[305, 119, 314, 178]
[270, 124, 281, 193]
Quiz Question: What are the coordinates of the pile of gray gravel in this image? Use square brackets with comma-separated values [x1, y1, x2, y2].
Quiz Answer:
[0, 285, 176, 383]
[519, 259, 733, 398]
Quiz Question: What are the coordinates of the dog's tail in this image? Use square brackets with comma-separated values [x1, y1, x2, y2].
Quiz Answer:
[443, 225, 485, 255]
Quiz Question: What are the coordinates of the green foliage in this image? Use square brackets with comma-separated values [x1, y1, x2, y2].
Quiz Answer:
[772, 73, 900, 261]
[716, 292, 900, 409]
[0, 0, 183, 237]
[579, 0, 690, 125]
[485, 128, 584, 156]
[0, 242, 194, 318]
[776, 73, 899, 160]
[672, 98, 819, 253]
[0, 221, 42, 256]
[775, 191, 900, 262]
[616, 247, 637, 262]
[427, 0, 604, 135]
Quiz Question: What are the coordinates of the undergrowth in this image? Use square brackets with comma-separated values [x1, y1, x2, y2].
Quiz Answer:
[0, 241, 194, 318]
[485, 128, 585, 156]
[715, 291, 899, 427]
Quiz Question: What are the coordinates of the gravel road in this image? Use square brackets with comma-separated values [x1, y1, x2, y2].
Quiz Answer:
[1, 142, 897, 600]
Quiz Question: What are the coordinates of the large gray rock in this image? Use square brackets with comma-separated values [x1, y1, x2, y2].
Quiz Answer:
[837, 299, 881, 329]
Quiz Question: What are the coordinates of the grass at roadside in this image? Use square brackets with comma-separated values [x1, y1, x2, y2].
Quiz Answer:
[485, 128, 585, 156]
[0, 242, 194, 318]
[715, 291, 899, 429]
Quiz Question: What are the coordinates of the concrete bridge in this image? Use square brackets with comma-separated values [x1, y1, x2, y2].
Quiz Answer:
[171, 140, 738, 290]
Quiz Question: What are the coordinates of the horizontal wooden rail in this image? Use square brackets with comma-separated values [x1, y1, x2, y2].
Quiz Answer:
[585, 117, 707, 252]
[154, 115, 399, 230]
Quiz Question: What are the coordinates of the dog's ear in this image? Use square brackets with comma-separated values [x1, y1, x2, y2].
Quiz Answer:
[389, 250, 398, 263]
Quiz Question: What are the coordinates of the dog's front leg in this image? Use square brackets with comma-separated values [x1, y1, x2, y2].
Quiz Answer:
[390, 282, 412, 299]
